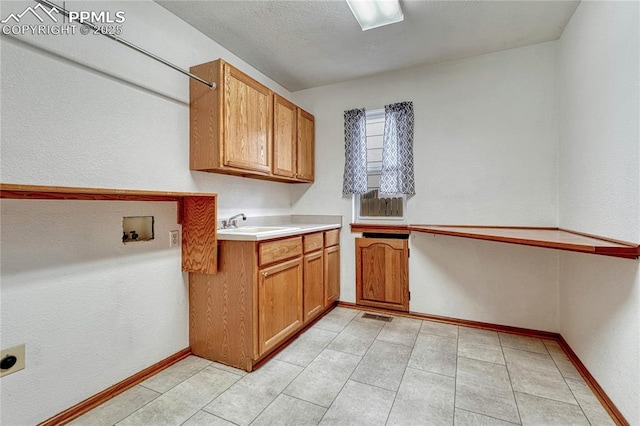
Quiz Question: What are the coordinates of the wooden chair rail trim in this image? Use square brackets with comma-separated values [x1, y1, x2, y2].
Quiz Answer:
[38, 348, 191, 426]
[338, 302, 628, 425]
[350, 223, 639, 259]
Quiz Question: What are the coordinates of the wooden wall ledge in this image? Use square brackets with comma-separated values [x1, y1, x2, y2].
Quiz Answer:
[1, 183, 219, 274]
[0, 183, 215, 202]
[350, 223, 639, 259]
[349, 223, 411, 235]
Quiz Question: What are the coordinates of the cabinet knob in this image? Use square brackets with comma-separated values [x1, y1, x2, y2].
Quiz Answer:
[262, 272, 268, 277]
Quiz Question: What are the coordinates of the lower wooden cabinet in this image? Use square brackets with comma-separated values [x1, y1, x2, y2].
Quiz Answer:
[190, 229, 340, 371]
[355, 237, 409, 312]
[303, 250, 324, 321]
[259, 257, 303, 355]
[324, 245, 340, 307]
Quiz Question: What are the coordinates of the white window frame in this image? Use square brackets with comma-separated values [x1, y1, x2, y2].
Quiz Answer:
[353, 109, 408, 223]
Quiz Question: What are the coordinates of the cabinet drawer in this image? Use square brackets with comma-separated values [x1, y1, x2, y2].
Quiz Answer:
[324, 229, 340, 247]
[303, 233, 324, 253]
[259, 237, 302, 266]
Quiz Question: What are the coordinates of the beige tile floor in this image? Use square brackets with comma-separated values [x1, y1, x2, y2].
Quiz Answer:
[70, 307, 615, 426]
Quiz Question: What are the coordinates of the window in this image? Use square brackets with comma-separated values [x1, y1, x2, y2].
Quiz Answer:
[354, 109, 406, 221]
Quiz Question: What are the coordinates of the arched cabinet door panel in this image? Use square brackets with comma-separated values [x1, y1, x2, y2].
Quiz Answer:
[355, 237, 409, 312]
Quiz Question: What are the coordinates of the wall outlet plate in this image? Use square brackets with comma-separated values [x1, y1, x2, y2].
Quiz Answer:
[170, 230, 179, 247]
[1, 344, 25, 378]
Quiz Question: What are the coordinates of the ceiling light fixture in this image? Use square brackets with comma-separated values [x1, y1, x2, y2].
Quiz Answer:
[346, 0, 404, 31]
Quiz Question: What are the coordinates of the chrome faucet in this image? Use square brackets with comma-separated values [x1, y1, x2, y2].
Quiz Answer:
[221, 213, 246, 229]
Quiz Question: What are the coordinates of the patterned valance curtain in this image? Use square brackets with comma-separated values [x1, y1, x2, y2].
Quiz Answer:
[380, 101, 415, 195]
[342, 108, 368, 194]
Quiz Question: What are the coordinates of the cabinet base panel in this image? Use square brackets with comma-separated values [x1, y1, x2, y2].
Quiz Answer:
[194, 302, 338, 373]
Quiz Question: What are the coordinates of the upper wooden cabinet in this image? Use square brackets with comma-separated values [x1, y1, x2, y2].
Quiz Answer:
[190, 59, 271, 175]
[296, 108, 315, 182]
[223, 65, 271, 173]
[273, 94, 297, 179]
[190, 59, 314, 183]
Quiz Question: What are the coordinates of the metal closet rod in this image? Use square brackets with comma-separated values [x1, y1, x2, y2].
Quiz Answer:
[35, 0, 217, 90]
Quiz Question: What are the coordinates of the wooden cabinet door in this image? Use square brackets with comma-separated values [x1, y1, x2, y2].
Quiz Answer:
[303, 251, 324, 322]
[258, 257, 303, 356]
[355, 238, 409, 312]
[296, 109, 315, 182]
[273, 95, 297, 178]
[324, 245, 340, 307]
[223, 63, 272, 173]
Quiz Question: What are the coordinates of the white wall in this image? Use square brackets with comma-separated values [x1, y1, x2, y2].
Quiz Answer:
[0, 1, 293, 424]
[557, 1, 639, 423]
[292, 42, 560, 331]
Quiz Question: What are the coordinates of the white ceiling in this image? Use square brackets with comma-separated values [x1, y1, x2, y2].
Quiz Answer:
[157, 0, 580, 92]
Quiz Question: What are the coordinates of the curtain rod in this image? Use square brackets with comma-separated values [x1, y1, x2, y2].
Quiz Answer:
[35, 0, 216, 90]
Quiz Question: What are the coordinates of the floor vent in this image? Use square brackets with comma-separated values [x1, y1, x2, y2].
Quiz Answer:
[362, 313, 393, 322]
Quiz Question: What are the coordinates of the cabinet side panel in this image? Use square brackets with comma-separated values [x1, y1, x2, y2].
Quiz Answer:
[189, 241, 255, 371]
[182, 196, 217, 274]
[190, 60, 221, 171]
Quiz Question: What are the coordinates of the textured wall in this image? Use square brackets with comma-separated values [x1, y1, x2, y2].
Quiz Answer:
[557, 1, 640, 423]
[292, 42, 560, 331]
[0, 1, 293, 423]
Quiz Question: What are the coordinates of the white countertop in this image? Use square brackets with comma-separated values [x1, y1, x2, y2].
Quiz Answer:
[216, 215, 342, 241]
[217, 223, 341, 241]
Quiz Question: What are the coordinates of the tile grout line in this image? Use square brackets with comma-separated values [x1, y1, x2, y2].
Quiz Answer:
[456, 408, 522, 426]
[244, 311, 356, 425]
[514, 389, 585, 407]
[456, 354, 505, 367]
[382, 315, 421, 424]
[179, 410, 240, 426]
[188, 377, 240, 423]
[82, 384, 162, 426]
[318, 310, 388, 424]
[562, 376, 600, 425]
[284, 392, 333, 411]
[500, 341, 523, 425]
[502, 339, 592, 414]
[240, 359, 308, 425]
[171, 366, 244, 425]
[353, 312, 397, 423]
[316, 316, 363, 424]
[115, 359, 214, 425]
[544, 342, 596, 421]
